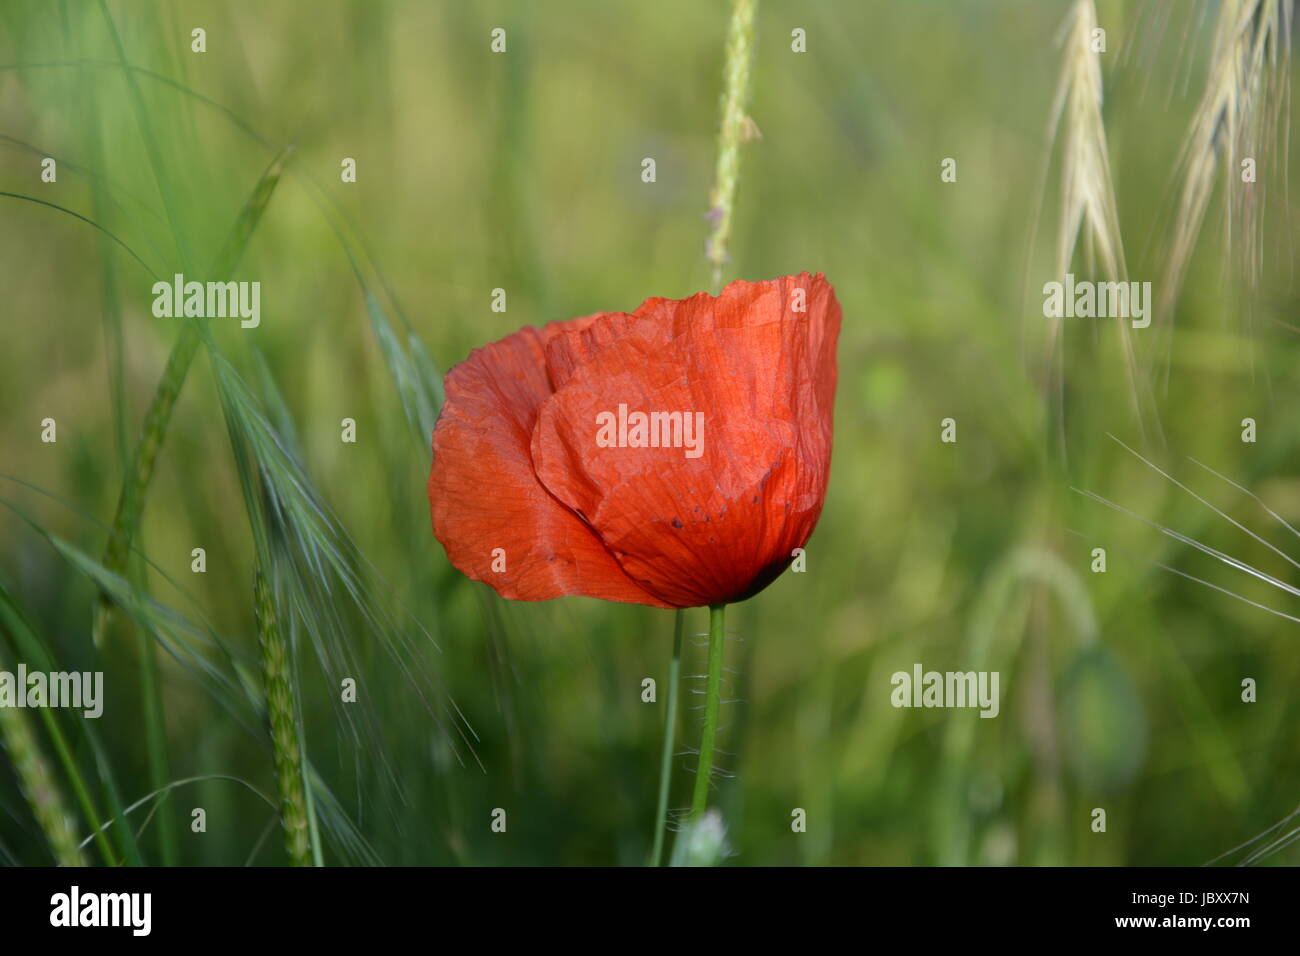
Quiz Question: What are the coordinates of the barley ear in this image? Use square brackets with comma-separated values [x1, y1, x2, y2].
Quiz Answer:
[0, 641, 86, 867]
[254, 562, 312, 867]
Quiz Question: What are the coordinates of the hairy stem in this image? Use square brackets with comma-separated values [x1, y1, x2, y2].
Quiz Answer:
[690, 604, 727, 821]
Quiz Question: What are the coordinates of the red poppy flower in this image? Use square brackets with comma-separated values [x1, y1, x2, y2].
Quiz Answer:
[427, 272, 841, 608]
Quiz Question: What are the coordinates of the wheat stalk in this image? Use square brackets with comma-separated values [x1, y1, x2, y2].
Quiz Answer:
[0, 641, 85, 866]
[254, 562, 311, 867]
[1042, 0, 1155, 448]
[1160, 0, 1292, 330]
[705, 0, 758, 292]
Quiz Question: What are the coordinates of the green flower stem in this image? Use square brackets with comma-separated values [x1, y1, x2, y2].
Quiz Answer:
[706, 0, 758, 291]
[690, 604, 727, 821]
[253, 563, 311, 867]
[650, 608, 685, 866]
[33, 704, 116, 865]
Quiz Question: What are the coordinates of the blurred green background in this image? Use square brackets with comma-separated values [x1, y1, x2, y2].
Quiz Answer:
[1, 0, 1298, 866]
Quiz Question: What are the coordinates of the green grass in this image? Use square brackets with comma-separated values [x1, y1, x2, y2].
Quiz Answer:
[0, 0, 1298, 867]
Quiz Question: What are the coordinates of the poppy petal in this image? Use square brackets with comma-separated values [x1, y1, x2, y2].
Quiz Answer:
[428, 319, 672, 607]
[530, 273, 840, 607]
